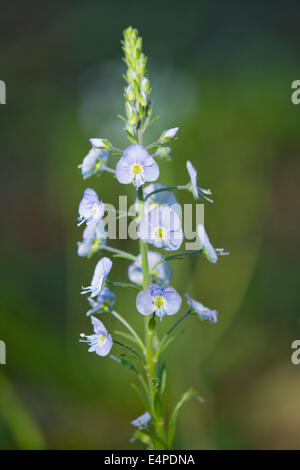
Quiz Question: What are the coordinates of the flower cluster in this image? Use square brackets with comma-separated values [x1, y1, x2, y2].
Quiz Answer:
[75, 27, 228, 450]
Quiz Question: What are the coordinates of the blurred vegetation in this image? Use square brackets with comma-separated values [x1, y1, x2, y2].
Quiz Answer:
[0, 0, 299, 449]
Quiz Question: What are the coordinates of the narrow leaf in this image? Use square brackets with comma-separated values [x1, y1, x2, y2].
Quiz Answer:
[109, 354, 139, 374]
[167, 388, 198, 448]
[131, 430, 152, 448]
[131, 383, 151, 410]
[114, 330, 140, 346]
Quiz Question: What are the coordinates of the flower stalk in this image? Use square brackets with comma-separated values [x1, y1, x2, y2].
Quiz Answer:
[76, 25, 227, 450]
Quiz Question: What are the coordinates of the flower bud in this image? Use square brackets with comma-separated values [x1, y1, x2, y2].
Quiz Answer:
[160, 127, 179, 143]
[154, 146, 172, 161]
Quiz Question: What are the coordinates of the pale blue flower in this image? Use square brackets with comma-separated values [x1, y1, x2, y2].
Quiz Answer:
[78, 188, 105, 226]
[136, 284, 182, 319]
[89, 138, 109, 149]
[135, 183, 178, 216]
[131, 411, 151, 430]
[186, 161, 213, 202]
[81, 257, 112, 297]
[77, 221, 107, 258]
[79, 148, 109, 179]
[80, 316, 113, 356]
[116, 144, 159, 189]
[197, 224, 218, 263]
[86, 287, 115, 316]
[137, 206, 183, 251]
[186, 294, 218, 324]
[160, 127, 179, 142]
[128, 251, 172, 286]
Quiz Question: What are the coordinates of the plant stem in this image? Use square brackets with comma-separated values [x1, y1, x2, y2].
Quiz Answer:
[166, 309, 192, 336]
[110, 310, 146, 355]
[151, 250, 202, 272]
[144, 185, 187, 201]
[113, 340, 144, 361]
[106, 280, 141, 291]
[101, 245, 137, 261]
[137, 184, 166, 449]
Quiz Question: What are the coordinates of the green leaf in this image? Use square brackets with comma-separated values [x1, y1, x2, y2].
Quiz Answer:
[0, 375, 46, 449]
[114, 330, 140, 347]
[117, 114, 127, 122]
[108, 354, 138, 374]
[158, 363, 167, 396]
[131, 383, 151, 410]
[166, 388, 198, 449]
[131, 430, 152, 448]
[110, 252, 137, 261]
[157, 330, 183, 357]
[143, 115, 160, 132]
[147, 429, 168, 450]
[126, 130, 138, 143]
[154, 391, 162, 417]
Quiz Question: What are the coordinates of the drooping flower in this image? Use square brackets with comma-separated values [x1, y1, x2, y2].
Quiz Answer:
[81, 257, 112, 297]
[197, 224, 218, 263]
[131, 411, 151, 430]
[137, 205, 183, 251]
[79, 148, 109, 179]
[80, 316, 113, 356]
[186, 161, 213, 202]
[136, 284, 182, 319]
[116, 144, 159, 189]
[77, 188, 105, 226]
[186, 294, 218, 324]
[77, 221, 107, 258]
[86, 287, 115, 316]
[128, 251, 172, 286]
[160, 127, 179, 142]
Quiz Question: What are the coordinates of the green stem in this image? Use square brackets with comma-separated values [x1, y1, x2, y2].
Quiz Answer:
[103, 166, 116, 174]
[166, 309, 192, 336]
[110, 310, 146, 355]
[101, 245, 137, 261]
[137, 185, 166, 449]
[151, 250, 202, 272]
[144, 185, 187, 201]
[106, 280, 141, 291]
[113, 340, 144, 361]
[154, 309, 191, 363]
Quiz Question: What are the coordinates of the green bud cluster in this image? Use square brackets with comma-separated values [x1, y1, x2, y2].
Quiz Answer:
[122, 26, 152, 138]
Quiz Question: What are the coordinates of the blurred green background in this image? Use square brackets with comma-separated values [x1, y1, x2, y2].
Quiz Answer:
[0, 0, 299, 450]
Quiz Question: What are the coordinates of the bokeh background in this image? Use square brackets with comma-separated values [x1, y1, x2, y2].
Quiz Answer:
[0, 0, 299, 450]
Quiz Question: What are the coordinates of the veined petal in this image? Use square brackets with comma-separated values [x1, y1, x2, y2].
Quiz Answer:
[162, 286, 182, 316]
[90, 315, 107, 335]
[136, 289, 155, 316]
[197, 224, 218, 263]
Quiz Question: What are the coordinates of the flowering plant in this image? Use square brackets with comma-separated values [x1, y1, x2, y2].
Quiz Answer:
[77, 26, 228, 450]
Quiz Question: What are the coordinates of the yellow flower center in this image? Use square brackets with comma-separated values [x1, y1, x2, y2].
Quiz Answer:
[98, 333, 106, 344]
[154, 227, 165, 240]
[92, 203, 99, 215]
[131, 164, 142, 175]
[154, 296, 165, 309]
